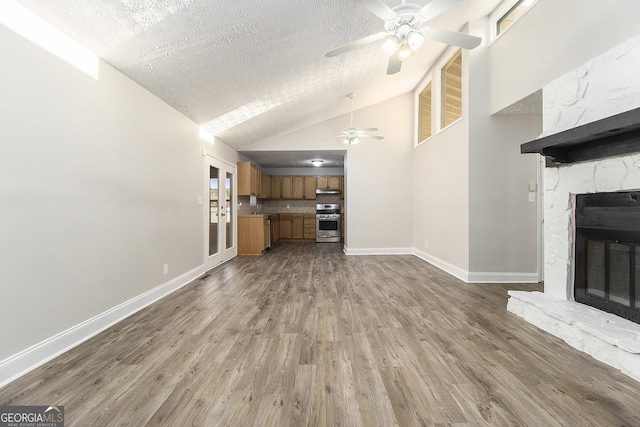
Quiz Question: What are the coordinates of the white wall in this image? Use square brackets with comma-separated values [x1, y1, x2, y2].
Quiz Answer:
[468, 18, 540, 276]
[490, 0, 640, 114]
[0, 23, 236, 373]
[246, 94, 415, 252]
[413, 18, 541, 281]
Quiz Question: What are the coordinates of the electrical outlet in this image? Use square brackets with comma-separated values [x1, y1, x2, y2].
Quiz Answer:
[197, 196, 203, 205]
[425, 241, 429, 249]
[163, 264, 168, 275]
[287, 204, 290, 209]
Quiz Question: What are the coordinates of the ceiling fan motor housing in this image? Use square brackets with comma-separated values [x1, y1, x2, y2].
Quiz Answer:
[384, 3, 422, 31]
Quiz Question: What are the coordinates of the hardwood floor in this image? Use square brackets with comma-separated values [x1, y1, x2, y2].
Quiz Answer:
[2, 242, 640, 426]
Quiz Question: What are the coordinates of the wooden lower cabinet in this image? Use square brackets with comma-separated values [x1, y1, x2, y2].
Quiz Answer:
[292, 214, 304, 239]
[270, 214, 280, 245]
[238, 215, 268, 255]
[303, 214, 316, 240]
[279, 214, 292, 239]
[277, 213, 315, 241]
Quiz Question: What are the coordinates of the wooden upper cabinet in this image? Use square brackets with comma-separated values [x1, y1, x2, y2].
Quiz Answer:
[292, 176, 304, 199]
[238, 162, 258, 196]
[237, 162, 265, 197]
[327, 176, 341, 189]
[316, 175, 342, 190]
[304, 176, 316, 199]
[271, 175, 281, 199]
[339, 176, 344, 199]
[252, 164, 261, 196]
[260, 171, 271, 198]
[281, 176, 292, 199]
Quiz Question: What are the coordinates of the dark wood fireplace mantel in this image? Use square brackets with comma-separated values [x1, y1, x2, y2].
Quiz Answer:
[521, 107, 640, 166]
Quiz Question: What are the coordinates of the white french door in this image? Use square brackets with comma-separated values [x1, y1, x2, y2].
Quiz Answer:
[205, 155, 237, 270]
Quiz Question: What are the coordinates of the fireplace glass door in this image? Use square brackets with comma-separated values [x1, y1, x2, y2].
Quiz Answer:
[575, 191, 640, 324]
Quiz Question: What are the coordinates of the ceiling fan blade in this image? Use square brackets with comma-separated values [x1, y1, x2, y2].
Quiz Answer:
[386, 52, 402, 75]
[418, 0, 464, 21]
[424, 27, 482, 50]
[325, 31, 388, 57]
[354, 0, 397, 21]
[359, 134, 384, 140]
[360, 127, 379, 132]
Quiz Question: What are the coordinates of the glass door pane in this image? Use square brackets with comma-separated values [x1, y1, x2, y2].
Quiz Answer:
[226, 171, 233, 250]
[209, 166, 220, 256]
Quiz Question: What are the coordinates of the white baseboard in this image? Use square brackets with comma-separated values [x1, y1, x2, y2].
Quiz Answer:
[413, 249, 470, 282]
[467, 272, 539, 283]
[343, 247, 414, 256]
[0, 264, 205, 389]
[413, 249, 539, 284]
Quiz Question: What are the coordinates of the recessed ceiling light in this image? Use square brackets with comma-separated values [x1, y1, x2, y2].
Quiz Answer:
[311, 160, 324, 167]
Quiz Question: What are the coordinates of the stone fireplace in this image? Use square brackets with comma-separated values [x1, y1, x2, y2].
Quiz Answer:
[507, 35, 640, 382]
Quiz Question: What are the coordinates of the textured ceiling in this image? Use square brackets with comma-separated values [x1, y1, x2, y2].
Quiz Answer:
[15, 0, 504, 150]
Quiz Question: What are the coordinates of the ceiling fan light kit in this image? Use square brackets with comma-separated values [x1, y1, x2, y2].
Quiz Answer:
[325, 0, 482, 75]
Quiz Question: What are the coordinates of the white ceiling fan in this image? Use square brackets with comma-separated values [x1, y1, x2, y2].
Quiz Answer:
[325, 0, 482, 75]
[326, 93, 384, 145]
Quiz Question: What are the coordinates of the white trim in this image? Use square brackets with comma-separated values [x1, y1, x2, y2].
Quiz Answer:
[0, 265, 205, 388]
[413, 249, 469, 282]
[467, 272, 539, 284]
[413, 249, 539, 284]
[343, 247, 414, 256]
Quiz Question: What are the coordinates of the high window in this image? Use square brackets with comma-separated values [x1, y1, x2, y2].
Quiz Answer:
[496, 0, 535, 36]
[441, 49, 462, 128]
[418, 82, 432, 143]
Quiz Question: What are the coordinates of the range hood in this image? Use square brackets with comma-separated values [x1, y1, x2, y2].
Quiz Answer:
[316, 188, 341, 195]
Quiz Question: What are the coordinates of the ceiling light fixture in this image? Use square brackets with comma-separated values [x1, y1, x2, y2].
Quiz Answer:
[311, 160, 324, 167]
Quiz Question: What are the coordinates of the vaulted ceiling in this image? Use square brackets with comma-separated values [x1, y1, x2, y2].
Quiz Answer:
[15, 0, 504, 150]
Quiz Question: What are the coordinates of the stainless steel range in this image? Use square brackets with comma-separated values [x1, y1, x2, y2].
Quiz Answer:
[316, 203, 341, 243]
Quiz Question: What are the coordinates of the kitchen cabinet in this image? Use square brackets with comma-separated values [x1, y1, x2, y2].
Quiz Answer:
[317, 175, 341, 190]
[238, 215, 268, 255]
[304, 176, 316, 199]
[271, 176, 281, 199]
[292, 214, 304, 239]
[237, 161, 262, 196]
[270, 214, 280, 245]
[280, 213, 292, 238]
[278, 213, 313, 241]
[303, 214, 316, 239]
[260, 171, 271, 198]
[292, 176, 304, 199]
[339, 176, 344, 200]
[281, 176, 292, 199]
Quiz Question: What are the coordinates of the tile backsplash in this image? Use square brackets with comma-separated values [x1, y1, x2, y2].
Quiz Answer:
[238, 195, 342, 214]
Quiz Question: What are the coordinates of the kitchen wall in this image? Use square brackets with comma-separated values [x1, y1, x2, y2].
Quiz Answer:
[0, 21, 236, 384]
[490, 0, 640, 114]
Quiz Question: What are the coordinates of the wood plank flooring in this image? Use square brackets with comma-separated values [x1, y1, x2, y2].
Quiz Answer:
[2, 242, 640, 426]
